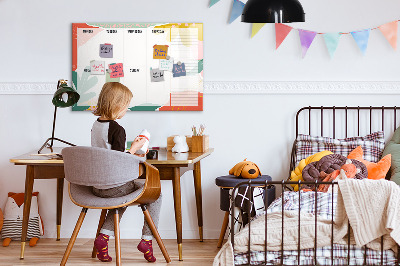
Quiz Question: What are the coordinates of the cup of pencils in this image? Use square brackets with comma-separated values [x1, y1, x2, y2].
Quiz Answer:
[191, 124, 209, 152]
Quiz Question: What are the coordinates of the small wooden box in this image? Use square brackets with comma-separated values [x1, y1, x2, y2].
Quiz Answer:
[167, 136, 192, 151]
[191, 135, 209, 153]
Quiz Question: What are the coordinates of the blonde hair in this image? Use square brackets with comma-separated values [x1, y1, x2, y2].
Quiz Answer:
[93, 82, 133, 120]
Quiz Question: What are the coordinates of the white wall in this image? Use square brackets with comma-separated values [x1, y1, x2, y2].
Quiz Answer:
[1, 0, 400, 239]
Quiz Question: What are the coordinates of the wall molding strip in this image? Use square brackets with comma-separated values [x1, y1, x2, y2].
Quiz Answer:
[0, 81, 399, 95]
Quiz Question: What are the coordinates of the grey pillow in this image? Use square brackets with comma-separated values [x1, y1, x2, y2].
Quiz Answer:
[382, 126, 400, 184]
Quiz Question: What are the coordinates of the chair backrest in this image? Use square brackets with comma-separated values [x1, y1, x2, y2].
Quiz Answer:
[62, 146, 145, 187]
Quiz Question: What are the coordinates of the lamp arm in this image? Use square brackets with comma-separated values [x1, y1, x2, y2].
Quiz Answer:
[50, 105, 58, 148]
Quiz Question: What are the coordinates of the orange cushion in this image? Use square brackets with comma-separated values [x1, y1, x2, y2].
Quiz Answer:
[348, 146, 391, 180]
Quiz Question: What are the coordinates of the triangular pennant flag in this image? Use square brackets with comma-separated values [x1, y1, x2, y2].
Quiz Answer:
[378, 21, 398, 50]
[251, 23, 266, 38]
[229, 0, 245, 24]
[298, 29, 317, 58]
[209, 0, 220, 7]
[275, 23, 293, 49]
[351, 29, 370, 55]
[323, 33, 341, 58]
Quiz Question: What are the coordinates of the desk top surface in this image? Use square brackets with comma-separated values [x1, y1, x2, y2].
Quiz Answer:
[10, 147, 214, 166]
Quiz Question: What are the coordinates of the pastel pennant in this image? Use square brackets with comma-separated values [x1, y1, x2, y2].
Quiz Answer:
[229, 0, 245, 24]
[351, 29, 370, 55]
[275, 23, 293, 49]
[209, 0, 220, 7]
[251, 23, 266, 38]
[378, 21, 398, 50]
[323, 33, 341, 58]
[298, 29, 317, 58]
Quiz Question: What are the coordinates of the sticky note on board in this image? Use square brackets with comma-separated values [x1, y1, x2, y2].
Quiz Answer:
[172, 63, 186, 77]
[100, 43, 113, 58]
[109, 63, 124, 78]
[150, 68, 165, 82]
[159, 57, 174, 71]
[153, 45, 169, 59]
[90, 60, 105, 75]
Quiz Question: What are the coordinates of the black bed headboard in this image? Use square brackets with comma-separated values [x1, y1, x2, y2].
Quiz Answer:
[289, 106, 400, 180]
[296, 106, 399, 138]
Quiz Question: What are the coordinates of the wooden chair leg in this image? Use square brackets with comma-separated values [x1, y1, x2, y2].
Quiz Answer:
[217, 211, 230, 248]
[60, 208, 88, 266]
[114, 210, 121, 266]
[91, 209, 108, 258]
[141, 205, 171, 263]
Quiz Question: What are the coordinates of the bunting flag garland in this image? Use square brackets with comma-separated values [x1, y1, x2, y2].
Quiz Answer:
[351, 29, 370, 55]
[251, 23, 266, 38]
[229, 0, 245, 24]
[275, 23, 293, 49]
[207, 3, 400, 57]
[209, 0, 221, 8]
[378, 21, 398, 50]
[298, 29, 317, 58]
[323, 33, 341, 58]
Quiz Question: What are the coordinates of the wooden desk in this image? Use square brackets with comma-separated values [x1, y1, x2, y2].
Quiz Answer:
[10, 147, 213, 261]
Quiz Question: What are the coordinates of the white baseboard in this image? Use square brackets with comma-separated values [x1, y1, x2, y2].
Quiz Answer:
[1, 81, 400, 94]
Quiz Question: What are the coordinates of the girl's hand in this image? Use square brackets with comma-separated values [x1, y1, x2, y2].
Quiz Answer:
[134, 149, 149, 157]
[129, 137, 147, 155]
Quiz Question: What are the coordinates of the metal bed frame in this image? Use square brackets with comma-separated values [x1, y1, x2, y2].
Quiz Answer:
[230, 106, 400, 266]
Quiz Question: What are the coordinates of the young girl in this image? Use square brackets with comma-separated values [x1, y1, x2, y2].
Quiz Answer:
[91, 82, 162, 263]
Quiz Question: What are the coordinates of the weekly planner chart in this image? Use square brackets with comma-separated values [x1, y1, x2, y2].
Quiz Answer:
[72, 23, 204, 111]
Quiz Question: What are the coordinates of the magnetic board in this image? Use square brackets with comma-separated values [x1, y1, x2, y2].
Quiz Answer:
[72, 23, 203, 111]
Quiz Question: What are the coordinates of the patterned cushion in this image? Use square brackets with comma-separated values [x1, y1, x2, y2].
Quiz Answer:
[295, 131, 385, 166]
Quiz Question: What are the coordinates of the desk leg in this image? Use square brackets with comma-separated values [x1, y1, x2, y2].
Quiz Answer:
[20, 165, 34, 259]
[193, 161, 203, 242]
[56, 178, 64, 241]
[172, 167, 183, 261]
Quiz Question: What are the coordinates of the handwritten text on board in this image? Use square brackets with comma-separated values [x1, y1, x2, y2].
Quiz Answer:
[109, 63, 124, 78]
[153, 45, 169, 59]
[172, 63, 186, 78]
[99, 43, 113, 58]
[159, 57, 174, 71]
[90, 60, 105, 75]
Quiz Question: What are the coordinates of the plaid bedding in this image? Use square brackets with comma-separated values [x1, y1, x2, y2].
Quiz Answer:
[234, 244, 397, 265]
[294, 131, 385, 166]
[234, 191, 397, 265]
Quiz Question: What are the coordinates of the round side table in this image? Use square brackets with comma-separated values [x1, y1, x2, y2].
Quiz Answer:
[215, 175, 275, 248]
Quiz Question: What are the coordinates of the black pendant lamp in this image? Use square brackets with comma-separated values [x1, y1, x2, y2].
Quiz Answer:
[242, 0, 305, 23]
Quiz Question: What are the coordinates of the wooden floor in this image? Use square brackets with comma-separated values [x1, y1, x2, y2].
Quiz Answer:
[0, 239, 221, 265]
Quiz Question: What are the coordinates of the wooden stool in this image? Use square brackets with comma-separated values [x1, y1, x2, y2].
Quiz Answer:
[215, 175, 275, 248]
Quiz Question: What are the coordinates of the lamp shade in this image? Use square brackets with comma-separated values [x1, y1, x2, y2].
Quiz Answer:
[241, 0, 305, 23]
[52, 83, 80, 108]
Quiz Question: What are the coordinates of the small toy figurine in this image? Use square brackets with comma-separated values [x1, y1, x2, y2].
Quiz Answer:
[172, 135, 189, 153]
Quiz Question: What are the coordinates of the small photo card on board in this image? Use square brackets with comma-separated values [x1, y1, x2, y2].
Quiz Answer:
[150, 68, 165, 82]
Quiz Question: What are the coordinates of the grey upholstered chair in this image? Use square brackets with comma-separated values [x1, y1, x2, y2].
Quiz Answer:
[60, 146, 171, 265]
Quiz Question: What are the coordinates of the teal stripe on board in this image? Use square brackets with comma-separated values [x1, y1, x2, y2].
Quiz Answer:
[198, 59, 204, 73]
[129, 106, 161, 111]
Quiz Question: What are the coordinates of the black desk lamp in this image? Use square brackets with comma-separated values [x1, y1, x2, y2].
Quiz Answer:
[241, 0, 305, 23]
[38, 79, 80, 154]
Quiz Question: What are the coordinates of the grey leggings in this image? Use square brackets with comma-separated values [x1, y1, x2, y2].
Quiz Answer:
[92, 180, 162, 240]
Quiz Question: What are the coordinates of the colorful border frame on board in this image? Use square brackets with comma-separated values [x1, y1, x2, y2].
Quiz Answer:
[72, 23, 204, 111]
